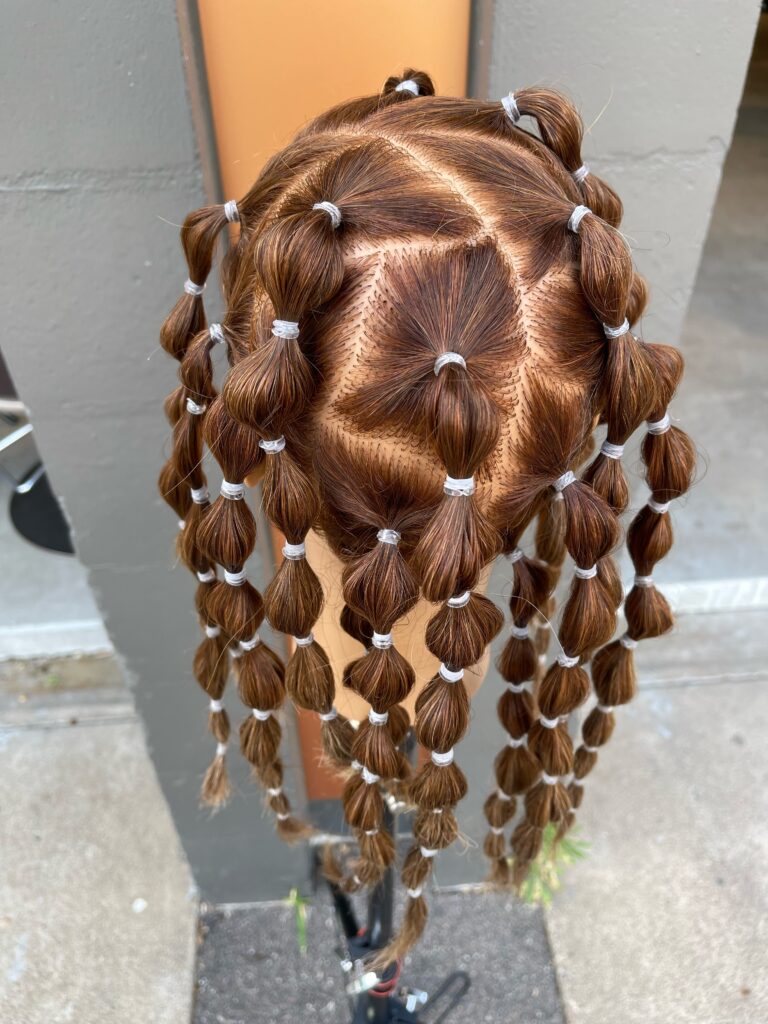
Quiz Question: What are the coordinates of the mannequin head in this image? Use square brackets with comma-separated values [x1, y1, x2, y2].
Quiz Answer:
[159, 71, 696, 963]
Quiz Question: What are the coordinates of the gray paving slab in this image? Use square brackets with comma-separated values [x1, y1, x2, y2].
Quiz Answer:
[544, 674, 768, 1024]
[0, 698, 198, 1024]
[194, 891, 564, 1024]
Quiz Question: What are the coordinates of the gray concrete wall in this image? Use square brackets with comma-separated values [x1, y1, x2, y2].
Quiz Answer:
[483, 0, 761, 345]
[0, 0, 305, 903]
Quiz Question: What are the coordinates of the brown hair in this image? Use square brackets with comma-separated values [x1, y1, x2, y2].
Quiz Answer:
[158, 71, 695, 964]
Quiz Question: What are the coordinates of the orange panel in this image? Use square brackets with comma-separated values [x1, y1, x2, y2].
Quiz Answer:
[197, 0, 470, 800]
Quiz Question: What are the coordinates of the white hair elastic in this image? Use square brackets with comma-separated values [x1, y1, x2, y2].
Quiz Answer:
[204, 624, 220, 639]
[184, 279, 204, 297]
[497, 787, 512, 801]
[597, 703, 614, 714]
[407, 887, 423, 899]
[230, 646, 242, 659]
[647, 413, 671, 435]
[620, 633, 638, 650]
[444, 475, 475, 497]
[312, 201, 342, 228]
[377, 528, 401, 546]
[209, 323, 225, 345]
[557, 652, 580, 668]
[209, 699, 223, 713]
[507, 681, 530, 694]
[540, 771, 558, 786]
[603, 319, 630, 339]
[439, 664, 464, 683]
[239, 634, 261, 652]
[574, 564, 597, 580]
[600, 440, 625, 460]
[507, 548, 524, 566]
[447, 591, 471, 608]
[568, 205, 591, 233]
[224, 200, 240, 223]
[252, 708, 273, 721]
[490, 826, 505, 836]
[294, 633, 314, 647]
[507, 733, 527, 749]
[372, 631, 393, 650]
[584, 744, 600, 753]
[220, 480, 245, 500]
[178, 519, 186, 530]
[191, 485, 209, 505]
[572, 163, 590, 184]
[364, 828, 379, 836]
[395, 79, 419, 95]
[186, 397, 206, 416]
[634, 574, 654, 588]
[510, 623, 529, 640]
[361, 766, 380, 785]
[501, 92, 521, 123]
[259, 436, 286, 454]
[648, 498, 671, 514]
[351, 760, 362, 772]
[197, 569, 215, 583]
[554, 470, 576, 492]
[282, 541, 306, 560]
[276, 812, 290, 822]
[267, 786, 282, 797]
[318, 707, 338, 722]
[434, 351, 466, 375]
[368, 709, 389, 726]
[420, 846, 439, 858]
[431, 749, 455, 767]
[215, 742, 227, 757]
[540, 714, 560, 729]
[271, 320, 300, 341]
[224, 568, 246, 587]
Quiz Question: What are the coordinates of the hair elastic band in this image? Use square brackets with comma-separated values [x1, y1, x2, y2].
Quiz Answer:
[224, 200, 240, 223]
[271, 320, 300, 341]
[184, 279, 204, 297]
[497, 787, 512, 801]
[259, 436, 286, 454]
[439, 664, 464, 683]
[186, 397, 206, 415]
[507, 733, 527, 749]
[282, 541, 306, 560]
[501, 92, 521, 123]
[407, 887, 423, 899]
[364, 828, 379, 837]
[507, 547, 524, 564]
[204, 624, 220, 639]
[177, 519, 186, 530]
[294, 633, 314, 647]
[431, 748, 455, 767]
[190, 485, 209, 505]
[197, 569, 215, 583]
[490, 826, 505, 836]
[600, 440, 625, 460]
[597, 703, 614, 714]
[319, 707, 338, 722]
[434, 351, 466, 375]
[224, 568, 246, 587]
[230, 646, 242, 660]
[220, 480, 245, 500]
[312, 201, 342, 228]
[209, 323, 225, 345]
[239, 634, 261, 652]
[372, 631, 393, 650]
[634, 574, 654, 588]
[584, 744, 600, 753]
[420, 846, 439, 858]
[648, 498, 671, 514]
[395, 79, 419, 95]
[447, 591, 471, 608]
[252, 708, 273, 721]
[209, 699, 223, 713]
[368, 709, 389, 726]
[351, 760, 362, 772]
[541, 771, 558, 786]
[620, 633, 638, 650]
[361, 766, 380, 785]
[507, 681, 530, 694]
[377, 528, 401, 546]
[574, 564, 597, 580]
[603, 319, 630, 339]
[444, 475, 475, 497]
[557, 652, 580, 668]
[540, 714, 560, 729]
[554, 470, 576, 492]
[432, 808, 443, 815]
[572, 163, 590, 184]
[568, 205, 591, 233]
[267, 787, 282, 797]
[510, 623, 529, 640]
[647, 413, 671, 435]
[215, 742, 227, 757]
[276, 812, 290, 822]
